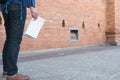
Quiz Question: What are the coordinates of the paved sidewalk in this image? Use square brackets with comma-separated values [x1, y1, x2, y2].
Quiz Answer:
[0, 45, 120, 80]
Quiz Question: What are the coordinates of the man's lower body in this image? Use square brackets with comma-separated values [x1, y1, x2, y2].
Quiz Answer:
[2, 3, 30, 80]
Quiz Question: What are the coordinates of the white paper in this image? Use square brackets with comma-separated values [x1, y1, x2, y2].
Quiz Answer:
[24, 16, 45, 39]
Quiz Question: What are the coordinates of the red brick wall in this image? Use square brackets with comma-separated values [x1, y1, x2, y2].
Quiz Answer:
[105, 0, 116, 44]
[115, 0, 120, 44]
[0, 0, 107, 52]
[0, 24, 5, 53]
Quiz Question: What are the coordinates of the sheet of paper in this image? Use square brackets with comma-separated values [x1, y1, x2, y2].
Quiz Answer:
[24, 16, 45, 39]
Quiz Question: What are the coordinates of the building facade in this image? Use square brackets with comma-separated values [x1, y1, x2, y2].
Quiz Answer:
[0, 0, 119, 53]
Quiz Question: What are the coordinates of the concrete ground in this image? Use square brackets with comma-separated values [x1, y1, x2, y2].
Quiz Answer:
[0, 45, 120, 80]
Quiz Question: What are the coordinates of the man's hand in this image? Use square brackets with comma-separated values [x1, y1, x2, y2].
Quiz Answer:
[30, 7, 38, 19]
[0, 12, 2, 16]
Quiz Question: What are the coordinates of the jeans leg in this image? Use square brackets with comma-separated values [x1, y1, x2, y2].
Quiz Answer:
[2, 3, 26, 76]
[2, 7, 11, 72]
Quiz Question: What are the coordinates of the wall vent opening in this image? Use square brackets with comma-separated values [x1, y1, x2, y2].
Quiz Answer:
[69, 28, 79, 41]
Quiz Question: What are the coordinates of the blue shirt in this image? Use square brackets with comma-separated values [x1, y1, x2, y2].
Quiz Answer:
[0, 0, 36, 11]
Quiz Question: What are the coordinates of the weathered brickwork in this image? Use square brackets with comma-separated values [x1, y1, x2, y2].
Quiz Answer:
[105, 0, 116, 45]
[1, 0, 117, 53]
[115, 0, 120, 44]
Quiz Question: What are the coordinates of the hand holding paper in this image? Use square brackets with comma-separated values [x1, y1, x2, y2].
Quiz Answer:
[24, 16, 45, 39]
[30, 7, 39, 19]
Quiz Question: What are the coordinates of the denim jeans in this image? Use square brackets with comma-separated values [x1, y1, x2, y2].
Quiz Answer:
[2, 3, 26, 76]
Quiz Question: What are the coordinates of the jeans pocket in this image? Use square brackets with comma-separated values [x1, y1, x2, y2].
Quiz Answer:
[9, 3, 20, 11]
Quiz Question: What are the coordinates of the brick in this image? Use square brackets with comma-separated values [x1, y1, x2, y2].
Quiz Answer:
[0, 0, 117, 53]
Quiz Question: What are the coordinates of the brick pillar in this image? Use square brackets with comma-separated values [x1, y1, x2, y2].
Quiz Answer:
[114, 0, 120, 45]
[105, 0, 117, 45]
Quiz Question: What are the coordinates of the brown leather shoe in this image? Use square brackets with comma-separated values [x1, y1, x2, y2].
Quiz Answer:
[2, 72, 7, 77]
[2, 72, 7, 75]
[7, 74, 30, 80]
